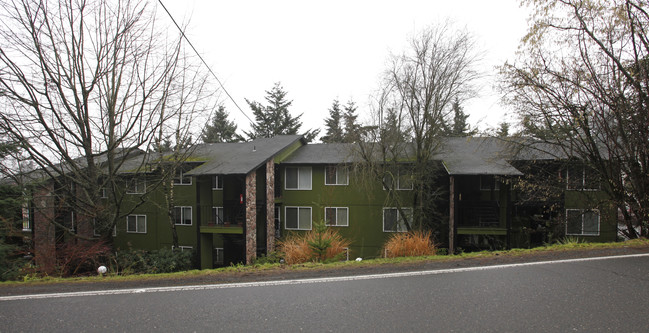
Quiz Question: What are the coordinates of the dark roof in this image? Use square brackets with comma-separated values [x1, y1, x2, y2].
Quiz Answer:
[185, 135, 304, 175]
[435, 137, 523, 176]
[281, 143, 358, 164]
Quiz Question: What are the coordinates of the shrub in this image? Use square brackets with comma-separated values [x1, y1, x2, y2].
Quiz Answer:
[278, 221, 350, 265]
[116, 248, 194, 275]
[56, 240, 113, 277]
[383, 230, 436, 258]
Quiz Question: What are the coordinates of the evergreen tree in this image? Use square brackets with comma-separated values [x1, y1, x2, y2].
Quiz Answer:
[201, 105, 242, 143]
[342, 100, 361, 143]
[321, 99, 344, 143]
[496, 121, 510, 138]
[244, 82, 319, 141]
[448, 98, 476, 136]
[380, 108, 409, 143]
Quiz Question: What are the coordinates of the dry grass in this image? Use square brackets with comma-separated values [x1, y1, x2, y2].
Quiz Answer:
[383, 230, 436, 258]
[278, 228, 351, 265]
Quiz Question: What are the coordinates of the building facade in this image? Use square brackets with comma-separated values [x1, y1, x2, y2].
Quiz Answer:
[25, 136, 618, 270]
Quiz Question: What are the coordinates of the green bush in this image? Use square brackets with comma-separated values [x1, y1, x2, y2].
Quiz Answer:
[116, 248, 194, 274]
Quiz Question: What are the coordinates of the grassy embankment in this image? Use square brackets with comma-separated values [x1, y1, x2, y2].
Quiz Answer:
[2, 238, 648, 286]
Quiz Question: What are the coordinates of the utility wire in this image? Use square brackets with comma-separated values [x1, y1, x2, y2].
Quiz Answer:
[157, 0, 254, 124]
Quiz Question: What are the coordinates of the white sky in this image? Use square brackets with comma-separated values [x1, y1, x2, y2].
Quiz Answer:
[160, 0, 531, 139]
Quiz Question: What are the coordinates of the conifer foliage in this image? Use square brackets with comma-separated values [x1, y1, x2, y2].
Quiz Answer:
[244, 83, 319, 142]
[201, 105, 242, 143]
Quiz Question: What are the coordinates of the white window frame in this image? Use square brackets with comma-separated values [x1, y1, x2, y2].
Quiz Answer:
[212, 206, 224, 225]
[126, 214, 147, 233]
[101, 187, 108, 198]
[173, 170, 192, 185]
[274, 206, 281, 238]
[174, 206, 193, 226]
[567, 165, 601, 191]
[212, 175, 223, 190]
[93, 219, 117, 237]
[126, 178, 145, 194]
[383, 207, 411, 232]
[324, 207, 349, 227]
[566, 209, 600, 236]
[325, 165, 349, 185]
[214, 247, 224, 265]
[172, 245, 193, 252]
[285, 166, 312, 190]
[383, 169, 413, 191]
[21, 204, 31, 231]
[285, 206, 312, 230]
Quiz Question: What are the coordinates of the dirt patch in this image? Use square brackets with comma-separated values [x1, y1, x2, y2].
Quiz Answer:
[2, 245, 648, 297]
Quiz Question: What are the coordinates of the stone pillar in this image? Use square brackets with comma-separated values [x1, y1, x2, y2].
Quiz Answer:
[266, 159, 275, 253]
[33, 185, 56, 274]
[245, 171, 257, 264]
[449, 175, 455, 255]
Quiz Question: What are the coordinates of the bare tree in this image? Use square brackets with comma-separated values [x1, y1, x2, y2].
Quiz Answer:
[355, 22, 481, 232]
[0, 0, 212, 247]
[500, 0, 649, 238]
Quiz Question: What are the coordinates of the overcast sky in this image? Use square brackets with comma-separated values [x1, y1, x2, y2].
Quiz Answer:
[161, 0, 531, 139]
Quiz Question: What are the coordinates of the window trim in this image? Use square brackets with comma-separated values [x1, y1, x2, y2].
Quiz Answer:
[284, 206, 312, 230]
[172, 245, 193, 251]
[174, 206, 193, 226]
[382, 207, 411, 232]
[93, 218, 117, 237]
[324, 207, 349, 227]
[325, 165, 349, 186]
[212, 206, 224, 225]
[126, 214, 147, 234]
[214, 247, 224, 265]
[21, 204, 31, 231]
[126, 178, 146, 194]
[383, 169, 413, 191]
[212, 175, 223, 190]
[566, 165, 601, 191]
[173, 170, 192, 185]
[565, 209, 600, 236]
[285, 166, 312, 190]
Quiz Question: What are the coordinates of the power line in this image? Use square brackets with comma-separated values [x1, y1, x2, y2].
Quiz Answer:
[157, 0, 253, 124]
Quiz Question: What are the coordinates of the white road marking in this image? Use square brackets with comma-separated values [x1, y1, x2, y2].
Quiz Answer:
[2, 253, 648, 302]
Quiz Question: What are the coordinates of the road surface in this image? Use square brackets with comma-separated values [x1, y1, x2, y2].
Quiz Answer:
[1, 254, 648, 332]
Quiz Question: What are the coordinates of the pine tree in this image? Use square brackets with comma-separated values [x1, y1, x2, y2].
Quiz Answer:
[496, 121, 510, 138]
[381, 108, 409, 143]
[448, 98, 476, 136]
[244, 82, 319, 141]
[201, 105, 242, 143]
[342, 100, 361, 143]
[321, 99, 344, 143]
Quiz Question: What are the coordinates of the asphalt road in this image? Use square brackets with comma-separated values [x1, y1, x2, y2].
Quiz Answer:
[2, 254, 649, 332]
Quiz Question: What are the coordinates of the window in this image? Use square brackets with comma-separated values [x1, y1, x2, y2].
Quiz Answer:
[567, 165, 600, 190]
[126, 178, 145, 194]
[480, 175, 501, 191]
[325, 207, 349, 227]
[212, 175, 223, 190]
[274, 206, 281, 238]
[127, 215, 146, 233]
[566, 209, 600, 236]
[383, 168, 413, 190]
[325, 166, 349, 185]
[285, 206, 312, 230]
[383, 207, 411, 232]
[173, 170, 192, 185]
[21, 204, 30, 231]
[213, 248, 224, 266]
[172, 245, 193, 252]
[93, 219, 116, 237]
[212, 207, 224, 225]
[285, 167, 312, 190]
[101, 187, 108, 198]
[174, 206, 192, 225]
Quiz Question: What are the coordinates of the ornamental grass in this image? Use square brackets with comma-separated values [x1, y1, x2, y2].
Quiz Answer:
[383, 230, 436, 258]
